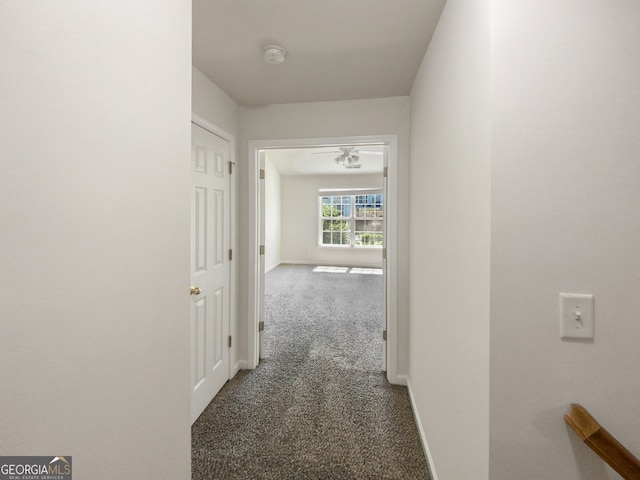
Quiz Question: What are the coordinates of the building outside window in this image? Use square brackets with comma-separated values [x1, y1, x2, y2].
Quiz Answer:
[318, 189, 383, 247]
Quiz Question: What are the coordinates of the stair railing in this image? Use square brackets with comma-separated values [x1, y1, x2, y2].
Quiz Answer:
[565, 404, 640, 480]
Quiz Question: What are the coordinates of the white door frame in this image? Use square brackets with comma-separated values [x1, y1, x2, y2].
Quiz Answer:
[191, 113, 237, 380]
[247, 134, 400, 385]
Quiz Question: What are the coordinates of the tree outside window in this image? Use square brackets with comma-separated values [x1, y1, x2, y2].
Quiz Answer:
[319, 191, 383, 247]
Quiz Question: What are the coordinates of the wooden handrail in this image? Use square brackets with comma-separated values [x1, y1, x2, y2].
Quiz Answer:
[565, 404, 640, 480]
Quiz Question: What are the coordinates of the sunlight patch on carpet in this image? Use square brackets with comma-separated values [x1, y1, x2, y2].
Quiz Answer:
[313, 265, 349, 273]
[349, 267, 383, 275]
[313, 265, 383, 275]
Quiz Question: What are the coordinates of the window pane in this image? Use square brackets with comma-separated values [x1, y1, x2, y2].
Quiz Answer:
[323, 197, 358, 218]
[319, 192, 382, 246]
[354, 194, 383, 219]
[322, 202, 341, 218]
[331, 231, 349, 244]
[355, 217, 384, 246]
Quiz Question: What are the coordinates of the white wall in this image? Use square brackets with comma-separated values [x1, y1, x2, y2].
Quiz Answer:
[238, 97, 411, 374]
[192, 66, 239, 137]
[191, 66, 241, 371]
[0, 2, 191, 479]
[280, 174, 383, 267]
[408, 0, 491, 479]
[264, 156, 282, 272]
[490, 1, 640, 478]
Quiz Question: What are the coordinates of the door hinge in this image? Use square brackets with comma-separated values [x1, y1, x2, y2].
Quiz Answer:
[259, 245, 265, 255]
[259, 169, 265, 180]
[228, 336, 232, 348]
[383, 330, 388, 341]
[229, 249, 233, 261]
[229, 161, 234, 175]
[383, 166, 388, 178]
[382, 248, 387, 259]
[259, 321, 265, 332]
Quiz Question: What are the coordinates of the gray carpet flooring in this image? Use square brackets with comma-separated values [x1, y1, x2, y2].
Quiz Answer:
[192, 264, 430, 480]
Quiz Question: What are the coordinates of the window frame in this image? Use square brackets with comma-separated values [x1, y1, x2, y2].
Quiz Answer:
[317, 188, 384, 248]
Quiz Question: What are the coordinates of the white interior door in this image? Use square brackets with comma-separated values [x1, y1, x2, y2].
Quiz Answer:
[190, 123, 230, 424]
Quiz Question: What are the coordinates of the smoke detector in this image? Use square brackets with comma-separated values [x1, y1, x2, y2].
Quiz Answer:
[263, 45, 286, 65]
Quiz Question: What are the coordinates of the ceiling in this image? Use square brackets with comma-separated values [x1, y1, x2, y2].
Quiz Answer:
[266, 146, 384, 176]
[192, 0, 447, 106]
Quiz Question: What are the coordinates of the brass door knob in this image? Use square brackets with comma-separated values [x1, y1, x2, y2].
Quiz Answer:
[190, 286, 201, 296]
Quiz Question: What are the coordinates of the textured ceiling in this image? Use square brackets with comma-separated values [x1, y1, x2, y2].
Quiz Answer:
[193, 0, 447, 106]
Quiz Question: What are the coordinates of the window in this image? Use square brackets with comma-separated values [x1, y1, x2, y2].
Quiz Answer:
[319, 189, 383, 247]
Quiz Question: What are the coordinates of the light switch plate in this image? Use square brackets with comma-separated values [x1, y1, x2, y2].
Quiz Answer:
[559, 293, 594, 339]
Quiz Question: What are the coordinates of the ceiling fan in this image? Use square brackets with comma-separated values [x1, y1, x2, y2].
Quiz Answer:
[312, 146, 382, 169]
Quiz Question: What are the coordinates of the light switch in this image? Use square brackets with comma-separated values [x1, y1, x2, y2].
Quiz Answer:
[559, 293, 594, 339]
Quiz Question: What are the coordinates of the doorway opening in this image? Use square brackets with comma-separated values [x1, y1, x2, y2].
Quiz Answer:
[248, 135, 401, 384]
[262, 146, 385, 369]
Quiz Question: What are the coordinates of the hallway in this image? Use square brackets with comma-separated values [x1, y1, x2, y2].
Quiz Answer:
[191, 265, 429, 479]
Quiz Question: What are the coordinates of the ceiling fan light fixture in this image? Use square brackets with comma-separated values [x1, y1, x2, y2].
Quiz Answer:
[263, 45, 286, 64]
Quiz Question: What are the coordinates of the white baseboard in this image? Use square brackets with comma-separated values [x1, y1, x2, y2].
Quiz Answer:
[232, 360, 248, 377]
[395, 374, 408, 386]
[265, 261, 281, 274]
[406, 378, 438, 480]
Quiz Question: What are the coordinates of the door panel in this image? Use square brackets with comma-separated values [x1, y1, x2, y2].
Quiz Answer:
[191, 123, 230, 424]
[212, 287, 223, 366]
[193, 297, 206, 388]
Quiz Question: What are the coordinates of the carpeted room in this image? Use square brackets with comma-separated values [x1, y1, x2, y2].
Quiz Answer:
[192, 264, 429, 479]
